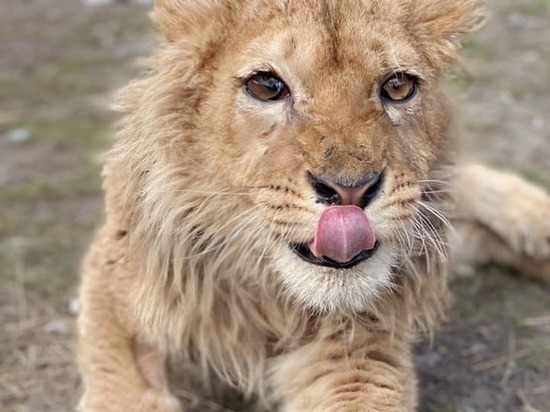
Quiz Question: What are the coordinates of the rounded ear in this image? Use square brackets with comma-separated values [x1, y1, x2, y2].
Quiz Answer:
[151, 0, 226, 43]
[405, 0, 486, 69]
[409, 0, 485, 38]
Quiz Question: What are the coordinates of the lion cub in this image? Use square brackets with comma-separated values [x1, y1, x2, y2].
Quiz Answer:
[77, 1, 550, 411]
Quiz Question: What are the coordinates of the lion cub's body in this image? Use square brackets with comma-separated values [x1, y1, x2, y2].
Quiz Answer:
[77, 1, 550, 411]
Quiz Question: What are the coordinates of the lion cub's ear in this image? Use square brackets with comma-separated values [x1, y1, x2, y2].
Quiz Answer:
[151, 0, 228, 43]
[406, 0, 486, 69]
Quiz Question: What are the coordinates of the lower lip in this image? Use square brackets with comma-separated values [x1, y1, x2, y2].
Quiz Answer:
[291, 242, 380, 269]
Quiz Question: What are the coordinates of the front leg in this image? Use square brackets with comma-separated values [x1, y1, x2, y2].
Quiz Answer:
[451, 164, 550, 281]
[453, 164, 550, 260]
[77, 230, 181, 412]
[270, 329, 417, 412]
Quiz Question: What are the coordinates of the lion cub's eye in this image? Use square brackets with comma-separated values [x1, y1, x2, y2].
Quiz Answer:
[244, 72, 289, 102]
[380, 73, 417, 103]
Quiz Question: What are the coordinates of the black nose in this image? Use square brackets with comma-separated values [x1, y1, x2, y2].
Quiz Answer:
[308, 171, 383, 208]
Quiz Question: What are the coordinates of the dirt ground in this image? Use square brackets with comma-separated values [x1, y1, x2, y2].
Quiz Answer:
[0, 1, 548, 411]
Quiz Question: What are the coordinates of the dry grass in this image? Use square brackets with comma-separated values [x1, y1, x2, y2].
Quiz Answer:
[0, 287, 79, 412]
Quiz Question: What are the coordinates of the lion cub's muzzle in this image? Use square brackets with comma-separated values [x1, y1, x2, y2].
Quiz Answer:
[291, 171, 384, 269]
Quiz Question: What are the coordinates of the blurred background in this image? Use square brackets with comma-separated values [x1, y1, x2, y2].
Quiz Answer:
[0, 0, 548, 411]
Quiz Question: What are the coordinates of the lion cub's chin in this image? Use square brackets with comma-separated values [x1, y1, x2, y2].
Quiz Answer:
[272, 244, 397, 314]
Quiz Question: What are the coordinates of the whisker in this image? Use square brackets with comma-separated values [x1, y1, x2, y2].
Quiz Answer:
[416, 200, 453, 232]
[407, 203, 448, 263]
[254, 221, 277, 274]
[170, 189, 255, 196]
[417, 179, 452, 186]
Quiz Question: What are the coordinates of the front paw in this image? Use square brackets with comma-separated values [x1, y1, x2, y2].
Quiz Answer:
[282, 385, 412, 412]
[78, 388, 181, 412]
[456, 164, 550, 259]
[491, 177, 550, 259]
[140, 388, 182, 412]
[313, 394, 408, 412]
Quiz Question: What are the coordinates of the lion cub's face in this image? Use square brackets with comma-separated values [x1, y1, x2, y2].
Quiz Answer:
[151, 0, 480, 313]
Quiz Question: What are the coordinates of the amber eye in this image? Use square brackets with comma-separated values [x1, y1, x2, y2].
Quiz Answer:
[244, 72, 289, 102]
[380, 73, 417, 103]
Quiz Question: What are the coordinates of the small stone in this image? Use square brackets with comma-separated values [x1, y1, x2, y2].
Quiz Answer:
[5, 127, 30, 143]
[454, 263, 476, 278]
[82, 0, 115, 7]
[82, 0, 152, 6]
[506, 13, 537, 29]
[68, 298, 81, 316]
[44, 319, 71, 335]
[415, 352, 442, 368]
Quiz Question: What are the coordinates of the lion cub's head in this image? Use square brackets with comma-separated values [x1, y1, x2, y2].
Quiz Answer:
[116, 0, 483, 314]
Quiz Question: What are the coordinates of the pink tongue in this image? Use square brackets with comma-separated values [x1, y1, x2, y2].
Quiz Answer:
[309, 206, 376, 264]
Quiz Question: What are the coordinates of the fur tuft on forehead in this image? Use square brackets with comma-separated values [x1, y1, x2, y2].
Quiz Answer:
[152, 0, 484, 71]
[151, 0, 229, 43]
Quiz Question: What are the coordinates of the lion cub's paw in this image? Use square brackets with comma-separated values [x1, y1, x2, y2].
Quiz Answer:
[456, 164, 550, 259]
[489, 176, 550, 259]
[78, 388, 181, 412]
[140, 389, 182, 412]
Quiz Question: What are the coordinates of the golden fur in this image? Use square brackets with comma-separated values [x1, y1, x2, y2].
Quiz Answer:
[77, 1, 549, 411]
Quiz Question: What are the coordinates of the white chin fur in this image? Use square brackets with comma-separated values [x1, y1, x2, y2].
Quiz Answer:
[272, 244, 397, 314]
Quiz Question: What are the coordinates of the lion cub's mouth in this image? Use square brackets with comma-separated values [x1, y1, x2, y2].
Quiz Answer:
[291, 241, 380, 269]
[290, 205, 380, 269]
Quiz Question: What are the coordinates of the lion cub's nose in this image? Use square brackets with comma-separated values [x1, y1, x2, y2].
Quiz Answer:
[308, 171, 383, 208]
